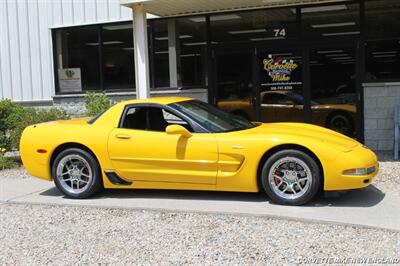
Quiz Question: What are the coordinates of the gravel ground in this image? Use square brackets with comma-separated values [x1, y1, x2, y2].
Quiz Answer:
[0, 167, 30, 179]
[0, 203, 399, 265]
[372, 153, 400, 198]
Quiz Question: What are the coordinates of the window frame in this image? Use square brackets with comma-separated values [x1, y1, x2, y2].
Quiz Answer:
[118, 103, 208, 133]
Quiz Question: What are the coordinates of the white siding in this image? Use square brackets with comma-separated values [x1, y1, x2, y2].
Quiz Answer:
[0, 51, 3, 99]
[0, 0, 133, 102]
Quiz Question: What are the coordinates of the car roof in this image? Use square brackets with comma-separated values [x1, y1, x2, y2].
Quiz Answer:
[119, 97, 193, 106]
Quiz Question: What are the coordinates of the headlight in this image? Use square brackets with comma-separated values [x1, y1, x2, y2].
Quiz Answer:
[342, 168, 367, 175]
[342, 166, 376, 176]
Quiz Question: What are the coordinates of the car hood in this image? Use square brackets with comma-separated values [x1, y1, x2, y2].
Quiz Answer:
[241, 122, 360, 151]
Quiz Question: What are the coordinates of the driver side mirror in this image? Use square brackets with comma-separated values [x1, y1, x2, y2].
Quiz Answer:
[166, 125, 192, 138]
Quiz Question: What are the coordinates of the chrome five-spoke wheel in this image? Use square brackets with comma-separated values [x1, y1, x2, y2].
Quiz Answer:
[52, 148, 102, 199]
[56, 154, 93, 195]
[268, 157, 312, 200]
[262, 149, 321, 205]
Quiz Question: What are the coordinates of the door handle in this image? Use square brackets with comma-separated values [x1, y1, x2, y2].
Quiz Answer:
[115, 134, 131, 140]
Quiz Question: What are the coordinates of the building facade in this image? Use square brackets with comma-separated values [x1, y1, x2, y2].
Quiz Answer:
[0, 0, 399, 152]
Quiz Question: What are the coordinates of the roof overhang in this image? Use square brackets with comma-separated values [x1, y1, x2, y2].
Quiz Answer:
[121, 0, 348, 17]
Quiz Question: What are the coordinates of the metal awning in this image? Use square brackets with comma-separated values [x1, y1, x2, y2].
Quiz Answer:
[121, 0, 346, 17]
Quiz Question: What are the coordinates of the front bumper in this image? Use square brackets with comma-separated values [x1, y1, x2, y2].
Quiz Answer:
[324, 145, 379, 191]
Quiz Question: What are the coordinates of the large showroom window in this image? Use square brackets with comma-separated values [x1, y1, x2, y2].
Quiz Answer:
[301, 3, 360, 137]
[54, 26, 101, 92]
[365, 0, 400, 81]
[150, 16, 207, 89]
[54, 17, 206, 93]
[210, 8, 298, 44]
[54, 23, 135, 93]
[53, 0, 400, 97]
[301, 3, 360, 40]
[101, 23, 135, 90]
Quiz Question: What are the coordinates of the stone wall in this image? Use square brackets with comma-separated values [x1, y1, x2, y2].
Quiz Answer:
[52, 89, 208, 116]
[364, 82, 400, 152]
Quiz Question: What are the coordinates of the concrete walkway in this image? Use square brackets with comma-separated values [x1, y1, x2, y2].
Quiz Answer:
[1, 177, 399, 231]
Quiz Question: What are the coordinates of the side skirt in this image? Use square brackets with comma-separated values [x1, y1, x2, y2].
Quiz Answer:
[104, 171, 132, 186]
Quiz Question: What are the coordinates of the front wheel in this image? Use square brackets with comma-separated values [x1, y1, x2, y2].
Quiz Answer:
[52, 148, 102, 199]
[327, 113, 353, 136]
[261, 149, 321, 206]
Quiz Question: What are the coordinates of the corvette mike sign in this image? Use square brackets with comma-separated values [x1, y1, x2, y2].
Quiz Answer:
[263, 54, 302, 91]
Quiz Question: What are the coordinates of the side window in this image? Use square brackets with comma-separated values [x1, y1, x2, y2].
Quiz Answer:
[263, 93, 294, 105]
[162, 110, 185, 124]
[121, 106, 193, 132]
[121, 107, 147, 130]
[162, 109, 193, 132]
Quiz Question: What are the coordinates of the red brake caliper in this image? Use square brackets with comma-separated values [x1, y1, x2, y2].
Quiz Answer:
[274, 170, 281, 186]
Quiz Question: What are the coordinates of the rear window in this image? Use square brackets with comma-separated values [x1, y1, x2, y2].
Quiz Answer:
[87, 109, 108, 124]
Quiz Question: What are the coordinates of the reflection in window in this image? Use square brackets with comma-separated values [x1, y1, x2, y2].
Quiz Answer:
[102, 23, 135, 90]
[301, 3, 360, 39]
[216, 52, 255, 121]
[152, 20, 170, 88]
[310, 48, 356, 104]
[365, 0, 400, 81]
[365, 0, 400, 39]
[310, 47, 357, 137]
[366, 40, 400, 81]
[263, 92, 295, 105]
[55, 26, 101, 92]
[151, 16, 206, 88]
[211, 9, 297, 44]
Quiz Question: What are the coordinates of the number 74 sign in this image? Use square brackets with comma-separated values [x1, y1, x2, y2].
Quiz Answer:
[273, 28, 287, 37]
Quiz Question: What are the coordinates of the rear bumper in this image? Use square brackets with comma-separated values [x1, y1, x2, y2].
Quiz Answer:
[20, 127, 53, 181]
[324, 145, 378, 191]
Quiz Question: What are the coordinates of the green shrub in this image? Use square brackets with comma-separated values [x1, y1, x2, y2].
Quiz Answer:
[0, 99, 69, 151]
[10, 108, 69, 150]
[84, 92, 112, 116]
[0, 155, 20, 170]
[0, 100, 20, 148]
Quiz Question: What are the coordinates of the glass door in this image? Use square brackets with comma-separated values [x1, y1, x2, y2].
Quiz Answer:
[215, 49, 257, 121]
[257, 49, 305, 123]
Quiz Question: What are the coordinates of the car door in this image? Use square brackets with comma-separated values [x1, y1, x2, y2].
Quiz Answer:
[107, 105, 218, 185]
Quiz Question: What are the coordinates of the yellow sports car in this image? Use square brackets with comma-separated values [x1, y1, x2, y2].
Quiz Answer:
[20, 97, 378, 205]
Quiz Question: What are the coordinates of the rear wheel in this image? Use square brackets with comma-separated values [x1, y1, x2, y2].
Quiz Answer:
[261, 149, 321, 205]
[52, 148, 102, 199]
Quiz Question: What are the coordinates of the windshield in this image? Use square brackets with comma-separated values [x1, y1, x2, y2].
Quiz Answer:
[169, 100, 256, 133]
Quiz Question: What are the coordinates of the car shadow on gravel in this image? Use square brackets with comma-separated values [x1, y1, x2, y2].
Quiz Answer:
[40, 184, 385, 208]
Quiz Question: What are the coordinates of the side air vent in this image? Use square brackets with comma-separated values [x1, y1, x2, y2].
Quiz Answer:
[104, 171, 132, 185]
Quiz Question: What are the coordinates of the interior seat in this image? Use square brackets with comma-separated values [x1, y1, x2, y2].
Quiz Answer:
[123, 108, 147, 130]
[147, 108, 168, 131]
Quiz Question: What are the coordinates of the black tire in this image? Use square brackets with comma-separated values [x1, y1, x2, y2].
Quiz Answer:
[327, 112, 354, 136]
[261, 149, 321, 206]
[52, 148, 102, 199]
